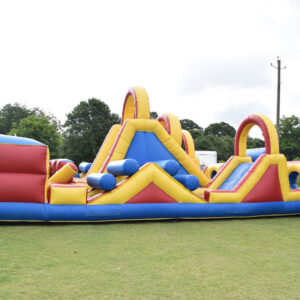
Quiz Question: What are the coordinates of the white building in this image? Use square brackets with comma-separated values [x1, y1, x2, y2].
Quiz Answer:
[195, 151, 217, 169]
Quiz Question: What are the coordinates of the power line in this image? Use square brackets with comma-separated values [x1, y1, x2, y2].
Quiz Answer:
[271, 57, 286, 138]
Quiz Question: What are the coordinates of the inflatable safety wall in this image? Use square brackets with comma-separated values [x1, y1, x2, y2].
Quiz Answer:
[0, 135, 49, 203]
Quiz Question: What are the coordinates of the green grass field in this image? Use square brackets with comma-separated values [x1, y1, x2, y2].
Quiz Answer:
[1, 218, 300, 299]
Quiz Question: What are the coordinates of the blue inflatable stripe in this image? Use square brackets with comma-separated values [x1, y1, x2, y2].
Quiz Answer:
[1, 202, 300, 222]
[0, 134, 46, 146]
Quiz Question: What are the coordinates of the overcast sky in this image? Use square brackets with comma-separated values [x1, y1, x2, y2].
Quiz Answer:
[0, 0, 299, 138]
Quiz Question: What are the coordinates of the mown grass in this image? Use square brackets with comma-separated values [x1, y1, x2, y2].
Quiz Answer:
[0, 217, 300, 299]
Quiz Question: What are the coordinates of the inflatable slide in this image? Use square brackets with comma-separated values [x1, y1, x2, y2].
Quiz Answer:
[1, 86, 300, 222]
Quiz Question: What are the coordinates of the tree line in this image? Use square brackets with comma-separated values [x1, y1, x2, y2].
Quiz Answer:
[0, 99, 299, 164]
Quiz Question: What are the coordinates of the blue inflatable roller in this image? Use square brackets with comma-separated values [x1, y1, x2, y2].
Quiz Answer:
[107, 159, 139, 176]
[174, 175, 200, 191]
[153, 160, 179, 176]
[87, 173, 116, 191]
[79, 162, 92, 173]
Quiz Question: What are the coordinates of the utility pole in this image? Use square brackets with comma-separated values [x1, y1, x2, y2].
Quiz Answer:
[271, 57, 286, 137]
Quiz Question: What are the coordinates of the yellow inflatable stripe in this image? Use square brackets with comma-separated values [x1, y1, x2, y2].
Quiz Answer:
[181, 130, 196, 158]
[238, 123, 254, 157]
[122, 86, 150, 124]
[257, 114, 279, 155]
[157, 113, 182, 146]
[87, 124, 121, 176]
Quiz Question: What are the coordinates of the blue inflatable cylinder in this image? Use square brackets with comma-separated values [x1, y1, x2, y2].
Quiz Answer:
[87, 173, 116, 191]
[174, 175, 200, 191]
[79, 162, 92, 173]
[153, 160, 179, 176]
[107, 159, 139, 176]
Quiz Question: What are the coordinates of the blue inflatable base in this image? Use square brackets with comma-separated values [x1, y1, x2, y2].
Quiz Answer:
[1, 202, 300, 222]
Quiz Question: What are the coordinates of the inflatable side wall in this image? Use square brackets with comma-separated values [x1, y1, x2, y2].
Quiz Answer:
[0, 135, 49, 203]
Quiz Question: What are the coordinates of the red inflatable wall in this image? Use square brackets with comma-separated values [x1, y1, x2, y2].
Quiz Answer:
[0, 144, 48, 203]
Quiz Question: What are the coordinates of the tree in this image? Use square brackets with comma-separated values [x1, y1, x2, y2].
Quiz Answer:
[0, 103, 61, 134]
[247, 137, 264, 149]
[194, 135, 215, 152]
[0, 103, 32, 134]
[62, 98, 120, 165]
[204, 122, 236, 137]
[180, 119, 203, 132]
[279, 115, 300, 160]
[194, 134, 234, 162]
[9, 115, 62, 158]
[218, 135, 235, 161]
[180, 119, 203, 140]
[189, 128, 204, 140]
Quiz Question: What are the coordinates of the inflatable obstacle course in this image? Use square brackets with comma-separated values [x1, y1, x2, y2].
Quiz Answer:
[1, 86, 300, 222]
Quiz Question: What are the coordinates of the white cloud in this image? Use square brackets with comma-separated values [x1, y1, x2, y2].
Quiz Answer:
[0, 0, 299, 133]
[179, 56, 273, 94]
